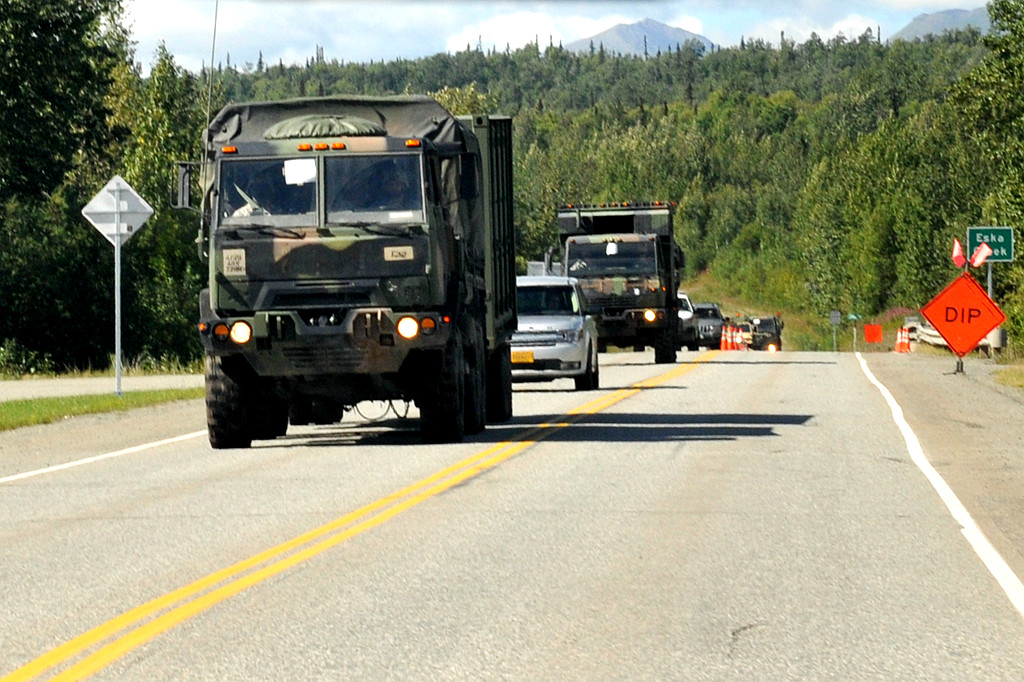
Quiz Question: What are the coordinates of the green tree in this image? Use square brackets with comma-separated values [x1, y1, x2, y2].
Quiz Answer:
[117, 45, 207, 364]
[951, 0, 1024, 337]
[0, 0, 122, 201]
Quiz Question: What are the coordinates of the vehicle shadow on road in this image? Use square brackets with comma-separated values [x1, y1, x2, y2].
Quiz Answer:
[474, 412, 813, 444]
[265, 410, 812, 448]
[692, 358, 838, 366]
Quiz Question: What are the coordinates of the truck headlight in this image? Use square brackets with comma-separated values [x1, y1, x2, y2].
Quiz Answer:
[229, 321, 252, 345]
[396, 316, 419, 340]
[643, 309, 657, 323]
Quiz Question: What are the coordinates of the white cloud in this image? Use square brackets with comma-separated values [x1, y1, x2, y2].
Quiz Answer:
[445, 11, 643, 54]
[667, 14, 706, 36]
[743, 13, 882, 46]
[871, 0, 975, 8]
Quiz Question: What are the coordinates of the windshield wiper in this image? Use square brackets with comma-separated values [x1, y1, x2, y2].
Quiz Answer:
[330, 222, 424, 237]
[229, 226, 306, 239]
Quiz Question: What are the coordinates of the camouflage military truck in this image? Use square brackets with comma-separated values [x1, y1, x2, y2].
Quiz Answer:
[557, 202, 684, 363]
[175, 95, 516, 447]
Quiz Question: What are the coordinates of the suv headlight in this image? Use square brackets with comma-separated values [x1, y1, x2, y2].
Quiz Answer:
[562, 326, 583, 342]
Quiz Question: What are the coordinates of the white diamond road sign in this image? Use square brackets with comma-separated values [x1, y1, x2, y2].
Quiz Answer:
[81, 175, 154, 246]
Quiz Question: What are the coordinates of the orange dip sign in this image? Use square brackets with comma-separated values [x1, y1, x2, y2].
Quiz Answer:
[921, 273, 1006, 357]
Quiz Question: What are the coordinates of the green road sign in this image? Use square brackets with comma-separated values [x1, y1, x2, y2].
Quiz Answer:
[967, 226, 1015, 263]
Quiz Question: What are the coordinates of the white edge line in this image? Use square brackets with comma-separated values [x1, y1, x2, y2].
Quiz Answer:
[857, 352, 1024, 619]
[0, 431, 207, 484]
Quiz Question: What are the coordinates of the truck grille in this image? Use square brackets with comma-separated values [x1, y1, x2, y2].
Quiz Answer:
[282, 347, 364, 372]
[272, 291, 371, 309]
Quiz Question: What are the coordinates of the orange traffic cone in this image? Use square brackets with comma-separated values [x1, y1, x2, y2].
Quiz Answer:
[720, 326, 730, 351]
[895, 327, 910, 353]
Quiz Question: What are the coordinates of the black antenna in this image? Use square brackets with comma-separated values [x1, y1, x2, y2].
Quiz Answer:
[206, 0, 219, 125]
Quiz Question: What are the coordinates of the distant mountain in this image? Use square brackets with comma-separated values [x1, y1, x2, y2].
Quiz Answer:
[564, 18, 715, 56]
[890, 8, 990, 42]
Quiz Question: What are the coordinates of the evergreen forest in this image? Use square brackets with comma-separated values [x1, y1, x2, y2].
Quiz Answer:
[3, 0, 1024, 373]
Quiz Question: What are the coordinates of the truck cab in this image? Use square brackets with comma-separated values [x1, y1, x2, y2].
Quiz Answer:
[557, 202, 683, 363]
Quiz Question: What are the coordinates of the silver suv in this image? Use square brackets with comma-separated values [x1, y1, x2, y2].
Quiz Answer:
[511, 276, 599, 390]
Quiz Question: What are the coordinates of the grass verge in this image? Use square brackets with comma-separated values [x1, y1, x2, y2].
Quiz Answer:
[0, 388, 204, 433]
[995, 364, 1024, 390]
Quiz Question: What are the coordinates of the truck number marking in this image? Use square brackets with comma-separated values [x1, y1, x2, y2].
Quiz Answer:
[385, 246, 414, 262]
[223, 249, 246, 277]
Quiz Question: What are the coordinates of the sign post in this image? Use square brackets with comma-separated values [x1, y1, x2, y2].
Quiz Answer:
[920, 273, 1006, 374]
[829, 310, 841, 352]
[81, 176, 153, 395]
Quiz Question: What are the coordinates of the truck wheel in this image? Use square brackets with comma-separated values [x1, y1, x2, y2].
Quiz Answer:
[205, 354, 253, 449]
[654, 334, 677, 364]
[420, 331, 466, 444]
[486, 341, 513, 423]
[574, 343, 599, 391]
[250, 394, 288, 440]
[464, 321, 487, 435]
[289, 398, 311, 426]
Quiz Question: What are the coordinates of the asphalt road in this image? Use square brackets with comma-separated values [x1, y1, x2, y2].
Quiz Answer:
[2, 350, 1024, 680]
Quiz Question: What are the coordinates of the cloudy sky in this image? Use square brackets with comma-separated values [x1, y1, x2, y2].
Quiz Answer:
[123, 0, 985, 73]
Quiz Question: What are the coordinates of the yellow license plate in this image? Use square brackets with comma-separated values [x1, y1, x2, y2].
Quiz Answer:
[511, 350, 534, 364]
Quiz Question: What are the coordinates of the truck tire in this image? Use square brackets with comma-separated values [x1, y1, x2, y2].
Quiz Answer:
[485, 341, 513, 423]
[574, 343, 599, 391]
[464, 321, 487, 435]
[654, 333, 677, 364]
[420, 331, 466, 444]
[205, 354, 253, 449]
[289, 398, 311, 426]
[250, 394, 289, 440]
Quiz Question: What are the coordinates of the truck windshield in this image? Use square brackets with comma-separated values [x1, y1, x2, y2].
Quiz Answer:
[565, 240, 658, 277]
[218, 158, 317, 228]
[326, 154, 424, 223]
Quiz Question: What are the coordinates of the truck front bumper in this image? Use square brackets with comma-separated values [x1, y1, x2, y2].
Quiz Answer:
[199, 307, 452, 376]
[597, 308, 670, 342]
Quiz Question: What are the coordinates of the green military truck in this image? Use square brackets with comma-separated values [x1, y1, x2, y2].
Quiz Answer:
[176, 95, 516, 447]
[557, 202, 684, 364]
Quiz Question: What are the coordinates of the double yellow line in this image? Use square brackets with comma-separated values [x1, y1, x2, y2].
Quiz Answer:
[4, 352, 715, 681]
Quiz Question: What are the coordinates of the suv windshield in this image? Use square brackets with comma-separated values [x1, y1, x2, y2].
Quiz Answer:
[517, 286, 579, 316]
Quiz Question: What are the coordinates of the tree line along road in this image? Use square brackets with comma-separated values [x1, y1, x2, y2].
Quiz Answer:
[2, 350, 1024, 680]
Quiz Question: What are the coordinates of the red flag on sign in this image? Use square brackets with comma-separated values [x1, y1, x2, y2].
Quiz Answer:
[970, 242, 993, 268]
[952, 238, 967, 268]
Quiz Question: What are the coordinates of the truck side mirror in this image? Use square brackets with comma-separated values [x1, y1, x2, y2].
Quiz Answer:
[171, 162, 196, 210]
